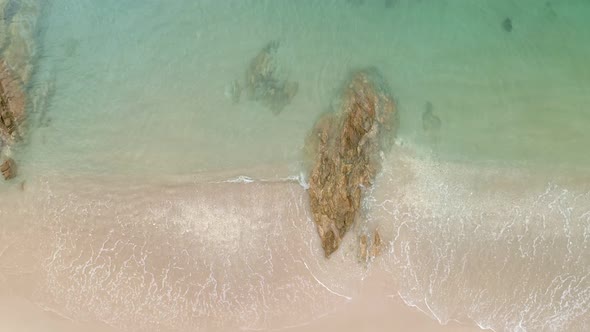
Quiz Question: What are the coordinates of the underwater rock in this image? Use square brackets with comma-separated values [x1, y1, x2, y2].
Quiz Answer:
[422, 101, 441, 132]
[0, 60, 25, 143]
[1, 157, 16, 180]
[225, 79, 242, 103]
[2, 0, 20, 25]
[306, 68, 397, 257]
[502, 17, 513, 32]
[244, 41, 298, 114]
[347, 0, 365, 6]
[1, 0, 39, 84]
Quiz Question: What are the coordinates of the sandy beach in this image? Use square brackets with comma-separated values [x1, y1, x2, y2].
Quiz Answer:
[2, 148, 589, 331]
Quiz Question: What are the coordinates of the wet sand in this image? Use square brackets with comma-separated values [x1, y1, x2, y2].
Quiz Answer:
[0, 152, 491, 332]
[0, 290, 480, 332]
[2, 148, 590, 331]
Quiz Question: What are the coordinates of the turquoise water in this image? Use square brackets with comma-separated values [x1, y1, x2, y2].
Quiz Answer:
[2, 0, 590, 331]
[22, 0, 590, 178]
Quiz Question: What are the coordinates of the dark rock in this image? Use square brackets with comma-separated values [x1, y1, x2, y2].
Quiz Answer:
[502, 17, 513, 32]
[347, 0, 365, 6]
[422, 101, 441, 132]
[306, 68, 397, 257]
[2, 0, 21, 25]
[1, 158, 16, 180]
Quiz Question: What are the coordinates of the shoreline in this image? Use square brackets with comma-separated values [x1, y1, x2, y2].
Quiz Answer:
[2, 150, 589, 331]
[0, 160, 486, 332]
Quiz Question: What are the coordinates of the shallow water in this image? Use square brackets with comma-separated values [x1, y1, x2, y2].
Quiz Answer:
[1, 0, 590, 331]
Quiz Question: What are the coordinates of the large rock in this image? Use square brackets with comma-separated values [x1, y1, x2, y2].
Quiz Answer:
[306, 68, 397, 257]
[244, 41, 298, 114]
[0, 60, 25, 143]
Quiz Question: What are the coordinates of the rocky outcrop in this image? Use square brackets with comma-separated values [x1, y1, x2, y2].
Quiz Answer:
[0, 1, 39, 182]
[0, 60, 25, 143]
[0, 61, 23, 182]
[306, 68, 397, 257]
[243, 41, 298, 114]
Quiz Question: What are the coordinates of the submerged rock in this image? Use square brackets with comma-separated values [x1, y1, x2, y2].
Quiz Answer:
[306, 68, 397, 257]
[225, 79, 242, 103]
[244, 41, 298, 114]
[502, 17, 513, 32]
[1, 157, 16, 180]
[385, 0, 397, 8]
[0, 0, 39, 84]
[422, 101, 441, 132]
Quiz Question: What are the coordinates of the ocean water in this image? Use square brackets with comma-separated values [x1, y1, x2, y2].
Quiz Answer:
[1, 0, 590, 331]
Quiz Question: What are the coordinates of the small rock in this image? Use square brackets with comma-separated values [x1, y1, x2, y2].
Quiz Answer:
[370, 230, 382, 258]
[422, 101, 441, 132]
[225, 80, 242, 103]
[502, 17, 513, 32]
[1, 158, 16, 180]
[385, 0, 397, 8]
[359, 234, 368, 263]
[1, 110, 16, 135]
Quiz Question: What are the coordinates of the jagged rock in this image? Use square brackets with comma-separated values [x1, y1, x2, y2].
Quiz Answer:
[370, 230, 382, 258]
[0, 60, 25, 143]
[359, 230, 383, 263]
[306, 68, 397, 257]
[244, 41, 298, 114]
[1, 157, 16, 180]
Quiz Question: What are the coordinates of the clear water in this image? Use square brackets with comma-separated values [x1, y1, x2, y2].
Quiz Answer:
[25, 0, 590, 177]
[2, 0, 590, 331]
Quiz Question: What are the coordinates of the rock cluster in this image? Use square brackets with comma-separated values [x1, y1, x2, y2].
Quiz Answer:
[0, 1, 42, 181]
[359, 230, 383, 263]
[306, 68, 397, 257]
[0, 61, 25, 180]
